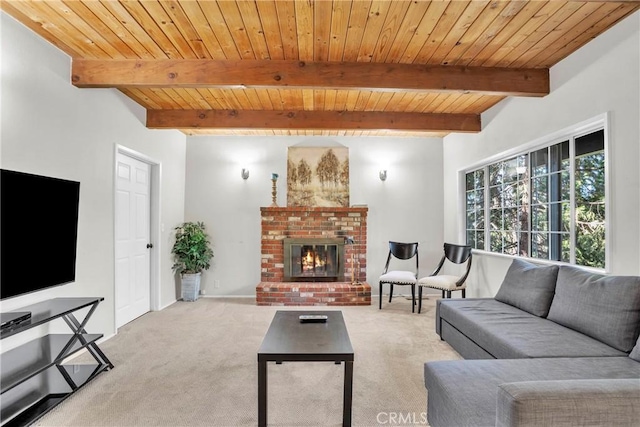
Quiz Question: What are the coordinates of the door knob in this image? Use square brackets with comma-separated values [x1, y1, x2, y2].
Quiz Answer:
[146, 243, 153, 249]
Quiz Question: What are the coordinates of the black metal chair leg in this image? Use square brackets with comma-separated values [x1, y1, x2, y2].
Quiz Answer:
[442, 290, 445, 298]
[447, 290, 452, 298]
[379, 283, 383, 309]
[389, 284, 394, 303]
[411, 285, 415, 313]
[462, 289, 466, 298]
[418, 287, 423, 313]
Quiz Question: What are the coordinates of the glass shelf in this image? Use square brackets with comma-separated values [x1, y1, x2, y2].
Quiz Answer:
[1, 364, 109, 426]
[0, 297, 112, 427]
[1, 334, 103, 394]
[1, 297, 103, 340]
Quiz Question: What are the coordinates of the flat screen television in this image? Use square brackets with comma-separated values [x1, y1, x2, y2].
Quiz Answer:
[1, 169, 80, 300]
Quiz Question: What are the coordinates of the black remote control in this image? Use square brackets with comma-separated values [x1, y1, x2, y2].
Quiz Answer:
[299, 314, 328, 323]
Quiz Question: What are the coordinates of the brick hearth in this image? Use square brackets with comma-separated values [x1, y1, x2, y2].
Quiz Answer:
[257, 206, 371, 306]
[256, 282, 371, 306]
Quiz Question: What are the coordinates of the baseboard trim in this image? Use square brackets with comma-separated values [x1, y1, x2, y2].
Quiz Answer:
[200, 294, 256, 298]
[158, 299, 177, 310]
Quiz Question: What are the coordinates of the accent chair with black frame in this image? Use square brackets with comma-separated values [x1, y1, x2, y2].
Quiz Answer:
[378, 241, 419, 312]
[417, 243, 472, 314]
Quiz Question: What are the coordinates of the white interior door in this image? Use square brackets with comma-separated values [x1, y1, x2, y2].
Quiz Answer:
[115, 153, 151, 328]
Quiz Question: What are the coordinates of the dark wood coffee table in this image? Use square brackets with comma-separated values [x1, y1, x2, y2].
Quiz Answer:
[258, 310, 354, 427]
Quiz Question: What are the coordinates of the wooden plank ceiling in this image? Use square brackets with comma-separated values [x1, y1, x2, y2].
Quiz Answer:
[2, 1, 638, 137]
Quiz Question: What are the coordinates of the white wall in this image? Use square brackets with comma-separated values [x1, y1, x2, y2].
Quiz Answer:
[184, 135, 444, 296]
[443, 11, 640, 297]
[0, 13, 187, 339]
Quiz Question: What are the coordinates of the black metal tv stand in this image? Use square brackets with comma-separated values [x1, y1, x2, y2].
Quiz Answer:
[0, 297, 113, 426]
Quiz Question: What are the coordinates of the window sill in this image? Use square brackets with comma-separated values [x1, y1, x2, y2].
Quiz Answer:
[470, 249, 607, 274]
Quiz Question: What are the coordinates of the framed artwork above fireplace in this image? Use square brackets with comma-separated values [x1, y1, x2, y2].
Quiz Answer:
[287, 146, 349, 207]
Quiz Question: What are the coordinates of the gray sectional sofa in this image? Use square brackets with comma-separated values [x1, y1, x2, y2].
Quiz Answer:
[424, 259, 640, 426]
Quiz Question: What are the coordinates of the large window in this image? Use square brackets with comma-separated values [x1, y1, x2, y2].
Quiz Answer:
[465, 128, 606, 269]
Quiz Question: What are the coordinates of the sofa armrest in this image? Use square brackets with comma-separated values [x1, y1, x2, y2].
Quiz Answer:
[496, 379, 640, 427]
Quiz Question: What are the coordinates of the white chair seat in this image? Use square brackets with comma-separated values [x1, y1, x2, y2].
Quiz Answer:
[417, 275, 466, 291]
[379, 270, 417, 284]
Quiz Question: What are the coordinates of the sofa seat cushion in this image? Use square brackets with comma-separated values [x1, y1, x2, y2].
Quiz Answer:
[439, 299, 627, 358]
[496, 379, 640, 427]
[547, 265, 640, 353]
[495, 259, 559, 317]
[424, 357, 640, 427]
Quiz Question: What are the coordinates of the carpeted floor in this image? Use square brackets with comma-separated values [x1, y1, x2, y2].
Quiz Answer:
[35, 297, 461, 427]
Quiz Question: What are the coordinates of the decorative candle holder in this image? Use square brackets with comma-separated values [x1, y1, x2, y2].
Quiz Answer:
[271, 173, 279, 207]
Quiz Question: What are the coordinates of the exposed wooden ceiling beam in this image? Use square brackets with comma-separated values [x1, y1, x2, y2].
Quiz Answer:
[146, 110, 481, 133]
[72, 59, 549, 97]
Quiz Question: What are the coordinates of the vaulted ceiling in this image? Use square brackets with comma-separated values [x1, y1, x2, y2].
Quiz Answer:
[2, 1, 638, 137]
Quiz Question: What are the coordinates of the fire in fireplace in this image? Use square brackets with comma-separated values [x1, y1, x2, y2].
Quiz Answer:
[283, 238, 345, 282]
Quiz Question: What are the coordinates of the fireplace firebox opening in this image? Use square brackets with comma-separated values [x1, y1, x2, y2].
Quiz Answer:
[283, 238, 345, 282]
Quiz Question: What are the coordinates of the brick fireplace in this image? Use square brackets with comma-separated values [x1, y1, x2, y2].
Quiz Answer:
[256, 206, 371, 306]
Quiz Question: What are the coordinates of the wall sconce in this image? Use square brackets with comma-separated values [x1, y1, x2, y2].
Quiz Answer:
[241, 168, 250, 180]
[379, 170, 387, 181]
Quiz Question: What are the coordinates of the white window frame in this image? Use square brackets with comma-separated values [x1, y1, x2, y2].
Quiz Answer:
[458, 113, 610, 272]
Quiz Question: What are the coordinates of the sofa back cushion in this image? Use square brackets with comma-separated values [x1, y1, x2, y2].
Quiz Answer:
[494, 259, 559, 317]
[547, 266, 640, 353]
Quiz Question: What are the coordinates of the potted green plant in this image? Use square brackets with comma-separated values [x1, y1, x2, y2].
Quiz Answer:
[171, 221, 214, 301]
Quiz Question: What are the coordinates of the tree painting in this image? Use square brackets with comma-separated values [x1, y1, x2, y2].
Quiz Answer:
[340, 159, 349, 187]
[287, 159, 297, 192]
[316, 149, 340, 188]
[287, 146, 349, 207]
[297, 159, 312, 187]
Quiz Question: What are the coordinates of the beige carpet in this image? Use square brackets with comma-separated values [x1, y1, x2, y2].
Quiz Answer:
[35, 297, 461, 427]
